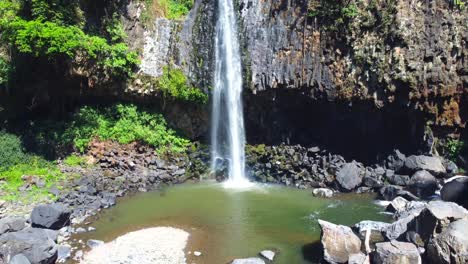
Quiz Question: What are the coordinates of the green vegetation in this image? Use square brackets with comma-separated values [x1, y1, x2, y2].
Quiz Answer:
[443, 139, 465, 162]
[64, 104, 191, 153]
[140, 0, 193, 23]
[0, 57, 12, 86]
[158, 67, 208, 104]
[0, 131, 64, 201]
[308, 0, 358, 31]
[0, 0, 139, 78]
[63, 154, 87, 167]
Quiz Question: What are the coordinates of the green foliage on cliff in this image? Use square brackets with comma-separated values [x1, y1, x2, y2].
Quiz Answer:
[141, 0, 193, 22]
[64, 104, 190, 153]
[443, 139, 465, 162]
[158, 67, 208, 104]
[0, 0, 138, 78]
[0, 57, 11, 86]
[308, 0, 358, 31]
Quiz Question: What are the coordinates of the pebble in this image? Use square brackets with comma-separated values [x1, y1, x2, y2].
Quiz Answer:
[194, 251, 202, 256]
[260, 250, 276, 261]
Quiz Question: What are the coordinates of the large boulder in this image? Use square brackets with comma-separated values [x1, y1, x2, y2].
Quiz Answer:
[379, 185, 418, 201]
[373, 241, 421, 264]
[441, 177, 468, 209]
[318, 219, 362, 263]
[336, 162, 363, 191]
[408, 170, 438, 198]
[408, 201, 468, 243]
[386, 197, 408, 213]
[427, 219, 468, 264]
[31, 203, 71, 230]
[386, 150, 406, 172]
[385, 201, 427, 240]
[10, 254, 31, 264]
[0, 216, 26, 235]
[0, 228, 58, 264]
[403, 155, 446, 176]
[353, 221, 390, 247]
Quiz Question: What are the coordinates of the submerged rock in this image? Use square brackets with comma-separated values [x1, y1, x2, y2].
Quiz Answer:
[31, 203, 71, 230]
[373, 241, 421, 264]
[318, 219, 362, 263]
[427, 219, 468, 264]
[312, 188, 334, 198]
[231, 258, 265, 264]
[259, 250, 275, 261]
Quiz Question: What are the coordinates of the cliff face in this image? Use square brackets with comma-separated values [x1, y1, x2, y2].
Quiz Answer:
[126, 0, 466, 159]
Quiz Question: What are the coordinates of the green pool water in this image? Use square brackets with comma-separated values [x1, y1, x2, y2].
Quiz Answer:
[76, 182, 390, 263]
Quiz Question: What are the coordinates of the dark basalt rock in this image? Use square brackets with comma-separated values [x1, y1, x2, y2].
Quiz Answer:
[335, 162, 364, 191]
[440, 177, 468, 209]
[31, 203, 71, 230]
[403, 155, 446, 176]
[0, 228, 58, 264]
[407, 170, 438, 199]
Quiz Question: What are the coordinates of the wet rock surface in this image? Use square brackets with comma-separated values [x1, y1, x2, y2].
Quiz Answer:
[318, 219, 362, 263]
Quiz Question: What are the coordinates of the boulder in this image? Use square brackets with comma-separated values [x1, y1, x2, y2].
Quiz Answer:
[336, 162, 363, 191]
[0, 216, 26, 235]
[386, 197, 408, 213]
[386, 173, 411, 186]
[427, 219, 468, 264]
[10, 254, 31, 264]
[408, 170, 438, 198]
[57, 244, 71, 262]
[385, 202, 427, 240]
[318, 219, 362, 263]
[0, 228, 57, 264]
[408, 201, 468, 242]
[312, 188, 334, 198]
[386, 150, 406, 172]
[231, 258, 265, 264]
[441, 177, 468, 209]
[373, 241, 421, 264]
[348, 253, 367, 264]
[353, 221, 390, 247]
[403, 155, 446, 176]
[31, 203, 71, 230]
[379, 185, 418, 201]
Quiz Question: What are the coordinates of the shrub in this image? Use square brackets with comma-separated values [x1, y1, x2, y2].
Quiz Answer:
[0, 57, 11, 86]
[64, 104, 191, 153]
[443, 139, 465, 162]
[158, 66, 208, 104]
[0, 131, 28, 169]
[63, 154, 87, 166]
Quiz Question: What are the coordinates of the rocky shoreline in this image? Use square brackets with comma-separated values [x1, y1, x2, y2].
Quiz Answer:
[1, 142, 467, 263]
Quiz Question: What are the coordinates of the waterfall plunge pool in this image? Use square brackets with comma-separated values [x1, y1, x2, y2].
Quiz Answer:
[73, 182, 390, 263]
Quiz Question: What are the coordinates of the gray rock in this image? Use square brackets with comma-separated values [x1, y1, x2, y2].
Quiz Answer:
[386, 173, 411, 186]
[379, 185, 419, 201]
[386, 196, 408, 213]
[259, 250, 275, 261]
[57, 244, 71, 262]
[31, 203, 71, 230]
[336, 162, 363, 191]
[312, 188, 334, 198]
[87, 239, 104, 248]
[408, 170, 438, 198]
[386, 150, 406, 172]
[362, 176, 383, 188]
[427, 219, 468, 264]
[403, 155, 446, 176]
[348, 253, 367, 264]
[0, 227, 57, 264]
[231, 258, 265, 264]
[319, 219, 362, 263]
[441, 176, 468, 209]
[353, 221, 390, 246]
[373, 241, 421, 264]
[0, 216, 26, 235]
[10, 254, 31, 264]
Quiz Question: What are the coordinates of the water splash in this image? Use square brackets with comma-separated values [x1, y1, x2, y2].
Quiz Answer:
[211, 0, 252, 188]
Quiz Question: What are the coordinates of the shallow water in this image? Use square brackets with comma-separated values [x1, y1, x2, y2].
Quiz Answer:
[75, 182, 390, 263]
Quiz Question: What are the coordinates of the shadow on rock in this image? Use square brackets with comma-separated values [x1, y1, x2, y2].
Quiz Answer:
[302, 241, 323, 263]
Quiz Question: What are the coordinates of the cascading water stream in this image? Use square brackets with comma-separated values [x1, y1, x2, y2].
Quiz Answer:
[211, 0, 251, 188]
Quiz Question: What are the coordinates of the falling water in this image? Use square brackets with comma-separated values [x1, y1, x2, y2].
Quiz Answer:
[211, 0, 251, 188]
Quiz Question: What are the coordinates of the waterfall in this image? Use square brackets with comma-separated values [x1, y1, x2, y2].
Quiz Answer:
[211, 0, 251, 187]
